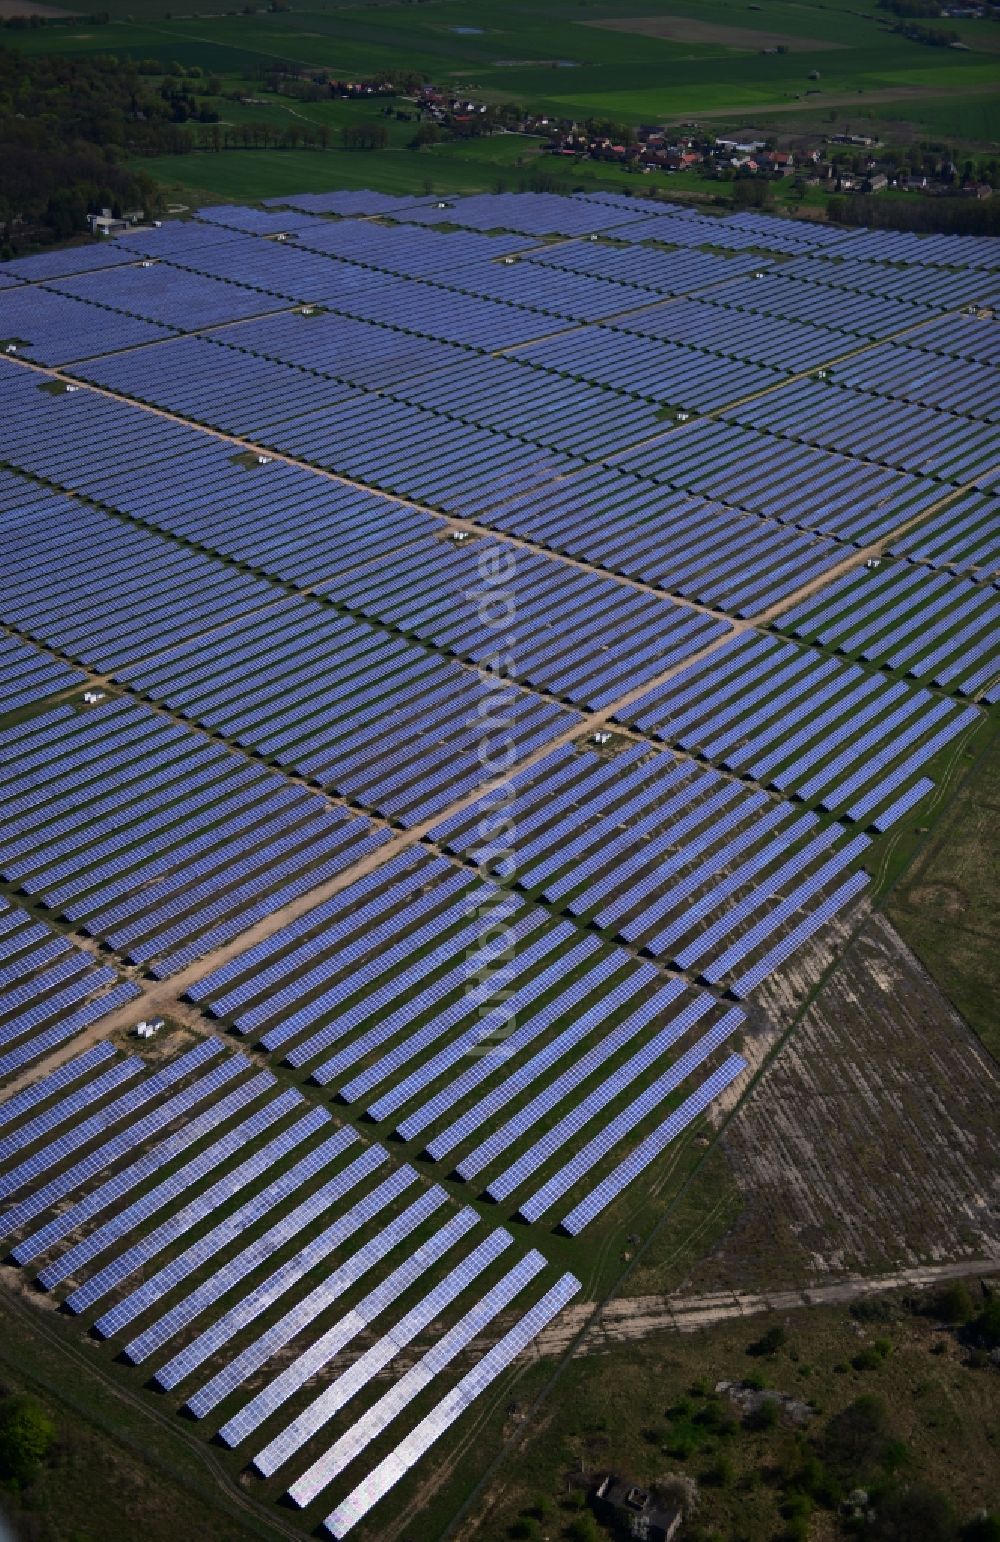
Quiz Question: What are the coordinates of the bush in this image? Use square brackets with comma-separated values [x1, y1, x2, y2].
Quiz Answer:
[852, 1348, 883, 1372]
[703, 1454, 734, 1488]
[851, 1297, 898, 1324]
[749, 1325, 788, 1358]
[963, 1516, 1000, 1542]
[867, 1480, 955, 1541]
[0, 1394, 56, 1488]
[781, 1522, 809, 1542]
[883, 1439, 910, 1475]
[781, 1495, 813, 1525]
[665, 1428, 698, 1459]
[969, 1299, 1000, 1349]
[932, 1282, 976, 1324]
[820, 1395, 893, 1486]
[747, 1398, 779, 1432]
[565, 1517, 599, 1542]
[791, 1451, 838, 1506]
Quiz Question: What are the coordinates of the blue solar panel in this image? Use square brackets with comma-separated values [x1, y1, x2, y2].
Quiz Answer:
[1, 187, 992, 1542]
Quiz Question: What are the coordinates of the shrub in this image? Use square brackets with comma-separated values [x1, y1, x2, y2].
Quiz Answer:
[665, 1428, 698, 1459]
[969, 1299, 1000, 1349]
[867, 1479, 955, 1541]
[851, 1297, 898, 1324]
[792, 1451, 838, 1506]
[749, 1325, 788, 1358]
[963, 1516, 1000, 1542]
[932, 1282, 976, 1324]
[703, 1454, 733, 1488]
[820, 1394, 893, 1485]
[781, 1494, 813, 1524]
[780, 1522, 809, 1542]
[883, 1439, 910, 1475]
[0, 1394, 56, 1488]
[747, 1398, 779, 1432]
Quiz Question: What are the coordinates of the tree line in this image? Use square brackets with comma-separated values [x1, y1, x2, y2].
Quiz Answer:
[890, 19, 962, 45]
[827, 191, 1000, 235]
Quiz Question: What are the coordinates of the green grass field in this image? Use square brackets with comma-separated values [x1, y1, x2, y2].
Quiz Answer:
[11, 0, 999, 210]
[138, 140, 669, 203]
[889, 728, 1000, 1060]
[18, 0, 1000, 143]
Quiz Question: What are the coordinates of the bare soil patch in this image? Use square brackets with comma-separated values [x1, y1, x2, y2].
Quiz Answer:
[904, 879, 969, 918]
[673, 910, 1000, 1294]
[585, 14, 847, 52]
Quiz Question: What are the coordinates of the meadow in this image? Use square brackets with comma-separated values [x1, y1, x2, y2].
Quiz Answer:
[139, 137, 680, 205]
[8, 0, 998, 207]
[17, 0, 1000, 141]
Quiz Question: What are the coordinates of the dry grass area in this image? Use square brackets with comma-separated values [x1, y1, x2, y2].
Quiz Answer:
[707, 892, 868, 1128]
[584, 15, 847, 51]
[673, 910, 1000, 1295]
[462, 1283, 1000, 1542]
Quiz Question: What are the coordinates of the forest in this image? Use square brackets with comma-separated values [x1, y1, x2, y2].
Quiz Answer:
[0, 49, 172, 254]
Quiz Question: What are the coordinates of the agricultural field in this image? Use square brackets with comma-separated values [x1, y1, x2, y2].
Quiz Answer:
[0, 185, 997, 1542]
[10, 0, 1000, 207]
[139, 132, 569, 207]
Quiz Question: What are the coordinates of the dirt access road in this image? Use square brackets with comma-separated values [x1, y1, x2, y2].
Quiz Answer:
[531, 1255, 1000, 1358]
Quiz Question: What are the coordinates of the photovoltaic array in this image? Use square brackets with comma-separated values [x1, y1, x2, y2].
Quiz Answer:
[0, 187, 996, 1537]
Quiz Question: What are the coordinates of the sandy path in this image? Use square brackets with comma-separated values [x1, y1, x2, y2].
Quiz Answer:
[531, 1255, 1000, 1357]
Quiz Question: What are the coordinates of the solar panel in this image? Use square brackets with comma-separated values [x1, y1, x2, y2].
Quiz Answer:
[1, 186, 990, 1542]
[175, 1177, 444, 1405]
[322, 1272, 581, 1538]
[281, 1246, 547, 1503]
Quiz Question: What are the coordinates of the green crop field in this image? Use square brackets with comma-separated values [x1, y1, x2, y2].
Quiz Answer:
[19, 0, 1000, 139]
[139, 139, 658, 204]
[11, 0, 999, 209]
